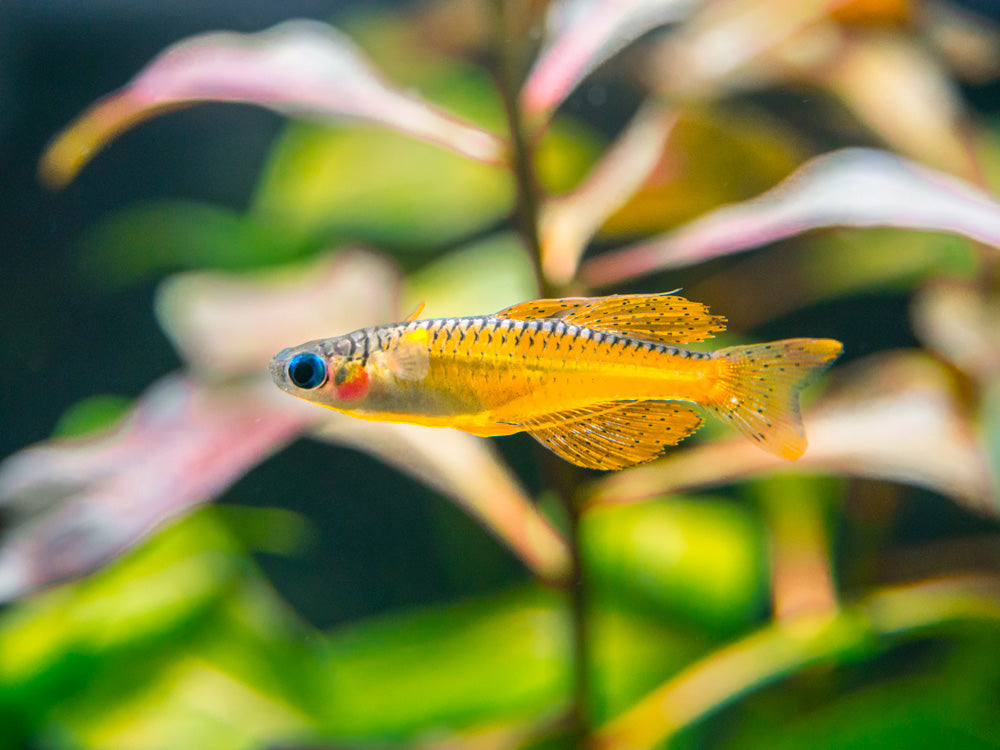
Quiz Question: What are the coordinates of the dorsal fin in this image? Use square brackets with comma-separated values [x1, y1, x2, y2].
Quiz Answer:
[521, 399, 703, 470]
[495, 293, 726, 345]
[494, 297, 596, 321]
[403, 302, 426, 322]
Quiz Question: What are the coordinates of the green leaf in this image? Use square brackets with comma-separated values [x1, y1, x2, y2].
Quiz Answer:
[252, 64, 513, 254]
[402, 232, 539, 317]
[583, 497, 765, 631]
[78, 201, 308, 286]
[317, 587, 568, 739]
[721, 632, 1000, 750]
[51, 395, 132, 438]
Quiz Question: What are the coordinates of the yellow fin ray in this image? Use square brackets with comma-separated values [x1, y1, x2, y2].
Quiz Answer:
[522, 400, 703, 471]
[403, 302, 426, 322]
[707, 338, 843, 460]
[562, 294, 726, 344]
[494, 297, 597, 320]
[495, 293, 726, 345]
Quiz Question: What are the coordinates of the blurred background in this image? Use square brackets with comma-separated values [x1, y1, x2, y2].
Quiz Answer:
[3, 1, 1000, 748]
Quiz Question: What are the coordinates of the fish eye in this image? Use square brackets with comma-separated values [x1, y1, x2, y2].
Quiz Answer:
[287, 353, 327, 390]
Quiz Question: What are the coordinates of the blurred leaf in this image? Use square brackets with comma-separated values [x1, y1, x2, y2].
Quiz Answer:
[54, 575, 323, 750]
[598, 106, 805, 235]
[645, 0, 855, 97]
[51, 395, 132, 439]
[981, 382, 1000, 512]
[0, 510, 249, 742]
[215, 506, 314, 557]
[0, 510, 233, 679]
[535, 114, 607, 195]
[583, 497, 764, 630]
[583, 148, 1000, 287]
[809, 30, 976, 177]
[541, 102, 679, 284]
[725, 650, 1000, 750]
[0, 377, 313, 602]
[252, 86, 600, 252]
[252, 120, 513, 251]
[687, 228, 977, 332]
[156, 249, 399, 380]
[588, 607, 710, 726]
[314, 586, 709, 740]
[402, 233, 539, 317]
[594, 576, 1000, 750]
[749, 476, 839, 620]
[589, 351, 995, 513]
[317, 587, 568, 739]
[911, 279, 1000, 381]
[521, 0, 700, 122]
[40, 20, 505, 189]
[78, 201, 306, 286]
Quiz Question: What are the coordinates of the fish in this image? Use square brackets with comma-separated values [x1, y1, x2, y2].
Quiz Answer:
[269, 293, 843, 470]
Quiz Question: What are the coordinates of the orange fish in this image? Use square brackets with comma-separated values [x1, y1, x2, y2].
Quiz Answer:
[269, 293, 842, 470]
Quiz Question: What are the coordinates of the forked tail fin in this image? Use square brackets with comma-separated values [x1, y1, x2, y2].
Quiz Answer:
[706, 338, 843, 460]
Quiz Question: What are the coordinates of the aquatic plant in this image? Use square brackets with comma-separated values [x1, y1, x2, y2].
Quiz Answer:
[4, 1, 1000, 747]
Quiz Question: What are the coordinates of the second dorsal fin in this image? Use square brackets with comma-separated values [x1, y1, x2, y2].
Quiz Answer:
[495, 293, 726, 345]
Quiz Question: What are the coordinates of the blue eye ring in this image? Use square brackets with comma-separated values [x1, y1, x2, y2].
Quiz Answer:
[287, 353, 327, 390]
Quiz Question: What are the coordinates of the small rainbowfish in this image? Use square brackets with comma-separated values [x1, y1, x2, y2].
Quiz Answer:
[269, 293, 842, 470]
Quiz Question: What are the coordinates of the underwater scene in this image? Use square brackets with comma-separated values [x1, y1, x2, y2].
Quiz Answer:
[3, 1, 1000, 748]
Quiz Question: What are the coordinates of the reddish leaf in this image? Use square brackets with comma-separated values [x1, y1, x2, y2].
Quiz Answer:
[40, 20, 505, 188]
[0, 377, 313, 601]
[540, 101, 678, 284]
[521, 0, 698, 121]
[582, 148, 1000, 286]
[156, 249, 400, 380]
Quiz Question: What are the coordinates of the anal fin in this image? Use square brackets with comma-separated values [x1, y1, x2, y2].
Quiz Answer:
[522, 400, 703, 471]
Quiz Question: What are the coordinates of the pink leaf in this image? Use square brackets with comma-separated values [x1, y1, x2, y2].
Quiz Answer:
[521, 0, 698, 121]
[645, 0, 855, 97]
[40, 20, 506, 188]
[156, 249, 400, 379]
[588, 352, 996, 514]
[582, 148, 1000, 286]
[0, 377, 314, 601]
[540, 101, 678, 284]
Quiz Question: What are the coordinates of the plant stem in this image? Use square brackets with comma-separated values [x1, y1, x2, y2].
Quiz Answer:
[491, 0, 590, 738]
[492, 0, 554, 299]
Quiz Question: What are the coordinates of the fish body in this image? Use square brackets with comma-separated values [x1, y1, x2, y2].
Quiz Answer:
[269, 293, 843, 470]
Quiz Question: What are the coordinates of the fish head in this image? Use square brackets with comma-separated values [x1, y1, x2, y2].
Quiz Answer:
[269, 334, 371, 409]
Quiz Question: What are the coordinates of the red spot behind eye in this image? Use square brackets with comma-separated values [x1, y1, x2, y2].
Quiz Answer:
[335, 367, 369, 400]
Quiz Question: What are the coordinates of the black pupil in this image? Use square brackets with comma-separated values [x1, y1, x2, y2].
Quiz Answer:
[289, 355, 323, 389]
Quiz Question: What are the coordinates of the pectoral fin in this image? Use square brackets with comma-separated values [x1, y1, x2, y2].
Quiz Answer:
[522, 400, 703, 471]
[374, 328, 431, 381]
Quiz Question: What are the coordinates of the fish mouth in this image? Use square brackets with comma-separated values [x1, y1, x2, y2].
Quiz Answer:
[268, 349, 293, 388]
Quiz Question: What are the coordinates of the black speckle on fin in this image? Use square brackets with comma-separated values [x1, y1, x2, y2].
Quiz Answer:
[522, 400, 703, 471]
[494, 293, 726, 345]
[494, 297, 597, 321]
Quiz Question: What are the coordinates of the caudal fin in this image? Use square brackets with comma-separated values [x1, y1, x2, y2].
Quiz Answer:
[707, 338, 843, 460]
